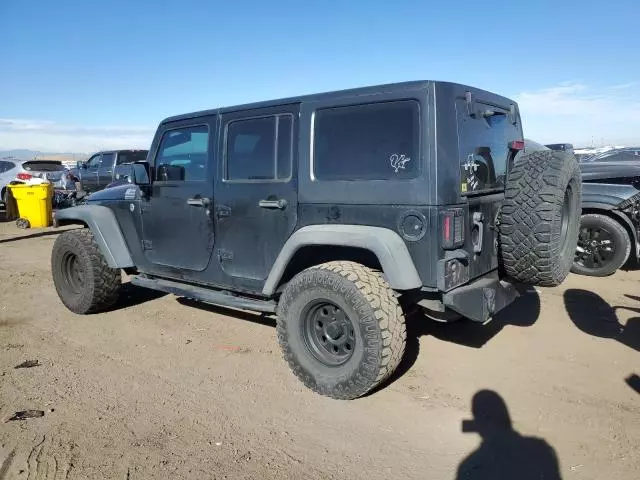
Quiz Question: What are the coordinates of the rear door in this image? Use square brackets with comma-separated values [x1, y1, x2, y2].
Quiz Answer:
[97, 152, 115, 187]
[214, 105, 298, 291]
[82, 154, 101, 191]
[456, 98, 522, 280]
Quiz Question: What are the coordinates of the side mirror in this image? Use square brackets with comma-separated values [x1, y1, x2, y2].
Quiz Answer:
[130, 162, 151, 186]
[77, 161, 86, 169]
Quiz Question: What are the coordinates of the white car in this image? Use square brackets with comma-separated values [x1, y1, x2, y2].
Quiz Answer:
[0, 159, 72, 206]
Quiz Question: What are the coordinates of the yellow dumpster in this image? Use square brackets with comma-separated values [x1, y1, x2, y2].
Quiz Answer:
[8, 183, 54, 228]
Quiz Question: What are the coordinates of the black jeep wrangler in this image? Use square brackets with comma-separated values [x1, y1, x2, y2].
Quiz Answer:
[51, 81, 582, 399]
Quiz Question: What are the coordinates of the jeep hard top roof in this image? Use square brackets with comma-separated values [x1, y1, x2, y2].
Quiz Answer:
[160, 80, 519, 125]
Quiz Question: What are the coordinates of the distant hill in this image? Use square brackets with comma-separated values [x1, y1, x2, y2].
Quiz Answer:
[0, 149, 88, 162]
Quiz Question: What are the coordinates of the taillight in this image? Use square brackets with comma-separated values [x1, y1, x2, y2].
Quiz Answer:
[441, 209, 464, 249]
[17, 173, 32, 180]
[509, 140, 525, 151]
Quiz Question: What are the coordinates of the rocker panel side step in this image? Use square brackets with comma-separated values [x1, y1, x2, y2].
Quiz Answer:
[131, 275, 277, 313]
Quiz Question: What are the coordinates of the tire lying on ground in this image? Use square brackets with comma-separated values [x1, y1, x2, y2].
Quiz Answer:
[499, 150, 582, 287]
[51, 228, 121, 314]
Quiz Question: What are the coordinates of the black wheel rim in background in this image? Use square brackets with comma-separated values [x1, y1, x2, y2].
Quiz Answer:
[301, 300, 356, 366]
[574, 226, 616, 270]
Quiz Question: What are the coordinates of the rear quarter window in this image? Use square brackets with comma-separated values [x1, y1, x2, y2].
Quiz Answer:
[313, 100, 420, 181]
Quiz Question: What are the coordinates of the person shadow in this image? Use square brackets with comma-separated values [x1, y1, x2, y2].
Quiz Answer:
[456, 390, 562, 480]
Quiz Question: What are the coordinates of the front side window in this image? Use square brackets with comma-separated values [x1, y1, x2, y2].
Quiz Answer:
[225, 115, 293, 181]
[155, 125, 209, 182]
[86, 155, 102, 168]
[313, 100, 420, 181]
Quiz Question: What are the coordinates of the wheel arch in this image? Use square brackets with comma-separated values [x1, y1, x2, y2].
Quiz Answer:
[262, 225, 423, 296]
[54, 205, 135, 268]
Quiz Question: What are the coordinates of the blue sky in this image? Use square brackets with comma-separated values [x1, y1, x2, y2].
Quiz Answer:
[0, 0, 638, 152]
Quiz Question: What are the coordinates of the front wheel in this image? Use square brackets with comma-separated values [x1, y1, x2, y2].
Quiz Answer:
[571, 214, 631, 277]
[276, 261, 406, 400]
[51, 228, 121, 314]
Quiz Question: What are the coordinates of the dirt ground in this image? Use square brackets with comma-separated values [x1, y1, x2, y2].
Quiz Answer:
[0, 221, 638, 480]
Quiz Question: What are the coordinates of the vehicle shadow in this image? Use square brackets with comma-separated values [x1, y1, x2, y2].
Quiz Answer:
[563, 289, 640, 353]
[625, 374, 640, 395]
[176, 297, 277, 328]
[175, 289, 541, 395]
[106, 282, 168, 311]
[371, 289, 541, 394]
[564, 289, 640, 395]
[0, 229, 62, 244]
[456, 389, 562, 479]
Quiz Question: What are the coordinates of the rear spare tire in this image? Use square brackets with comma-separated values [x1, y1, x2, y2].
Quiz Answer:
[499, 150, 581, 286]
[51, 228, 121, 314]
[276, 261, 406, 400]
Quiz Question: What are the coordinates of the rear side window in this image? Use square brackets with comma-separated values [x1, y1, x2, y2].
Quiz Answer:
[155, 125, 209, 182]
[313, 100, 420, 181]
[457, 101, 521, 194]
[100, 153, 115, 167]
[117, 150, 148, 165]
[0, 161, 16, 173]
[225, 114, 293, 181]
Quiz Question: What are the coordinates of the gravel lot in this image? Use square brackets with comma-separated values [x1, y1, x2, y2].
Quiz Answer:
[0, 220, 638, 479]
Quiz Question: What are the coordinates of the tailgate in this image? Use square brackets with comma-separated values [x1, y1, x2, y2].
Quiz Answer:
[455, 96, 522, 281]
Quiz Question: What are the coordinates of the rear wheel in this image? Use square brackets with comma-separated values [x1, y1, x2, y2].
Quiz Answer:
[571, 214, 631, 277]
[51, 229, 121, 314]
[499, 150, 582, 286]
[276, 261, 406, 400]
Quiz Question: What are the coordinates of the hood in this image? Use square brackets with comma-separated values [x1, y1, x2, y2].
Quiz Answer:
[86, 183, 140, 202]
[580, 160, 640, 182]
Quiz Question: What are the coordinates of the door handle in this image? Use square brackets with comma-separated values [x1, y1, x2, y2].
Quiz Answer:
[187, 197, 211, 207]
[259, 199, 287, 210]
[105, 170, 112, 174]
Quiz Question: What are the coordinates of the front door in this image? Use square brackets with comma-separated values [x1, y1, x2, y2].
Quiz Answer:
[214, 106, 299, 291]
[139, 117, 217, 272]
[82, 153, 101, 191]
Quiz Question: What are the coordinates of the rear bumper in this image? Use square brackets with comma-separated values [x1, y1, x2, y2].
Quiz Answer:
[442, 270, 523, 323]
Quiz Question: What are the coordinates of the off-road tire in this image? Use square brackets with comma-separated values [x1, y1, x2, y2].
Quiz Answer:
[51, 228, 121, 314]
[276, 261, 406, 400]
[499, 150, 581, 286]
[571, 214, 631, 277]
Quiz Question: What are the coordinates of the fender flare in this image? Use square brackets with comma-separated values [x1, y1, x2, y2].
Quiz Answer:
[262, 224, 423, 295]
[54, 205, 134, 268]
